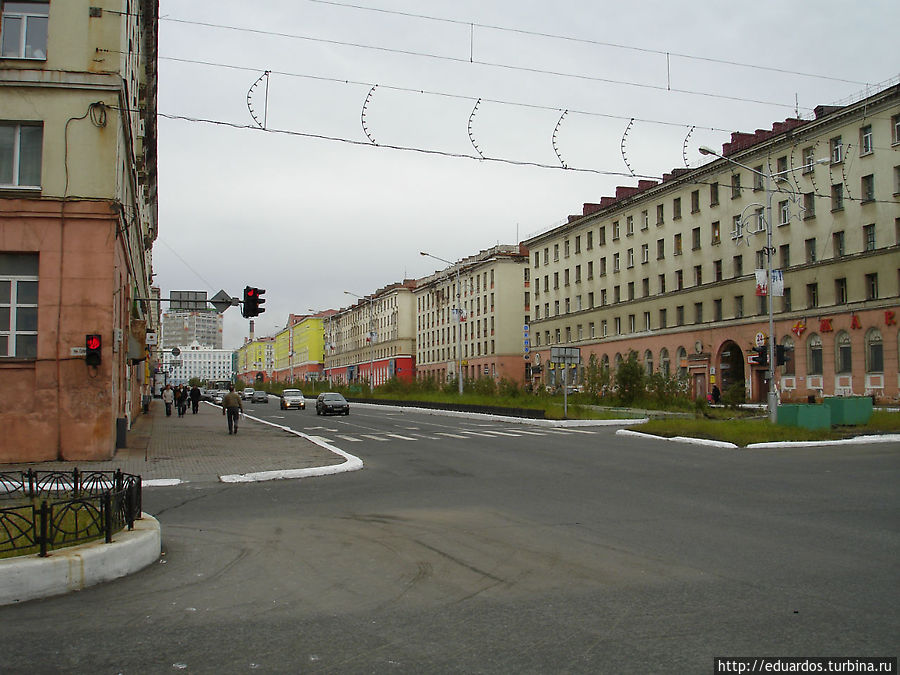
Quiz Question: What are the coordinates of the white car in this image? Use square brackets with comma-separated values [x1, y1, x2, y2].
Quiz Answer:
[281, 389, 306, 410]
[242, 387, 255, 400]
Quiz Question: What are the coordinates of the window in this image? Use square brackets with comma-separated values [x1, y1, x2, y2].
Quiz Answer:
[865, 329, 883, 373]
[656, 203, 664, 225]
[782, 287, 791, 312]
[599, 257, 607, 276]
[627, 282, 634, 301]
[779, 244, 790, 269]
[713, 298, 722, 321]
[861, 174, 875, 203]
[676, 305, 685, 326]
[642, 210, 649, 230]
[835, 277, 848, 304]
[564, 239, 570, 258]
[660, 348, 670, 376]
[865, 273, 878, 300]
[614, 317, 621, 335]
[864, 223, 876, 251]
[734, 295, 744, 319]
[0, 252, 38, 358]
[808, 334, 823, 375]
[553, 272, 559, 289]
[802, 146, 815, 174]
[642, 277, 649, 296]
[894, 114, 900, 145]
[805, 238, 816, 263]
[0, 122, 43, 188]
[613, 286, 620, 303]
[628, 314, 636, 333]
[753, 166, 764, 192]
[574, 236, 581, 254]
[807, 283, 818, 309]
[731, 173, 741, 199]
[694, 302, 703, 324]
[0, 1, 49, 59]
[612, 221, 620, 240]
[777, 156, 787, 174]
[575, 265, 581, 283]
[694, 265, 702, 286]
[658, 274, 666, 294]
[659, 308, 667, 329]
[564, 268, 570, 286]
[691, 190, 700, 213]
[710, 181, 719, 206]
[586, 231, 593, 250]
[860, 125, 873, 155]
[533, 252, 539, 268]
[641, 243, 649, 264]
[589, 322, 595, 338]
[588, 292, 594, 308]
[553, 244, 559, 261]
[627, 248, 634, 268]
[674, 233, 683, 256]
[643, 349, 652, 373]
[675, 270, 683, 290]
[781, 336, 795, 375]
[587, 261, 593, 279]
[657, 238, 665, 260]
[543, 248, 549, 265]
[833, 231, 845, 258]
[601, 319, 607, 336]
[626, 216, 634, 236]
[733, 255, 743, 277]
[672, 197, 682, 220]
[779, 200, 790, 226]
[714, 259, 723, 282]
[711, 221, 720, 245]
[803, 192, 816, 219]
[613, 253, 620, 273]
[836, 332, 852, 373]
[692, 227, 701, 250]
[830, 136, 843, 164]
[599, 226, 606, 246]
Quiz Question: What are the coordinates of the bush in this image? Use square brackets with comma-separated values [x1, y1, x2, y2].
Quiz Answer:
[722, 382, 746, 408]
[616, 351, 645, 405]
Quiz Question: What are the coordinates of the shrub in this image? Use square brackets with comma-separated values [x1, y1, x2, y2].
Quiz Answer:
[616, 351, 645, 405]
[722, 381, 746, 408]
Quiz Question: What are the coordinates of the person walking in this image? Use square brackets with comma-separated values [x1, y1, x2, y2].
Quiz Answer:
[162, 384, 174, 417]
[221, 385, 243, 434]
[175, 385, 187, 417]
[190, 384, 201, 414]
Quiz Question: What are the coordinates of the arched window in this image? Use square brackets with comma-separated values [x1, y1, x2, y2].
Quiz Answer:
[835, 331, 852, 374]
[865, 329, 883, 373]
[807, 333, 823, 375]
[781, 335, 795, 375]
[614, 352, 623, 370]
[601, 354, 609, 374]
[660, 348, 670, 377]
[644, 349, 653, 375]
[676, 346, 688, 378]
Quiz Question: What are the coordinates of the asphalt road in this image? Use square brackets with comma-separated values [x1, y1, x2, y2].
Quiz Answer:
[1, 402, 897, 674]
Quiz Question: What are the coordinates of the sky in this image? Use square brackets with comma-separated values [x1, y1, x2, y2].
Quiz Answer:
[153, 0, 900, 349]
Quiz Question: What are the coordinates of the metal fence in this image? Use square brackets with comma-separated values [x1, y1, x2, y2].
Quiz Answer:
[0, 469, 142, 557]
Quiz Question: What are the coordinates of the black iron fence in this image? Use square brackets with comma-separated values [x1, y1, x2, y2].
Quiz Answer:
[0, 469, 142, 558]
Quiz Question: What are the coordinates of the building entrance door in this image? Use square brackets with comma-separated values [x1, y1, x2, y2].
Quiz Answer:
[692, 372, 707, 401]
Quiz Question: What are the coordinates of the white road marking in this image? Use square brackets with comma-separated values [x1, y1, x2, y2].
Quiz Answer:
[361, 434, 389, 441]
[336, 435, 362, 442]
[436, 432, 468, 439]
[386, 433, 417, 441]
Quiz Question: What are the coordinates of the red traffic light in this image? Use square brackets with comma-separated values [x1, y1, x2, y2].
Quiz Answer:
[86, 334, 102, 366]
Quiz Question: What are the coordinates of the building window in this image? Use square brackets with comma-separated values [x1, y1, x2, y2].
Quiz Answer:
[627, 282, 634, 301]
[601, 319, 607, 337]
[694, 265, 702, 286]
[626, 215, 634, 236]
[805, 238, 816, 263]
[690, 190, 700, 214]
[554, 272, 559, 289]
[860, 125, 873, 155]
[714, 259, 723, 282]
[674, 233, 683, 256]
[0, 252, 39, 358]
[599, 226, 606, 246]
[731, 173, 741, 199]
[865, 273, 878, 300]
[807, 283, 818, 309]
[672, 197, 682, 220]
[734, 296, 743, 319]
[564, 239, 570, 258]
[894, 114, 900, 145]
[753, 166, 764, 192]
[733, 255, 743, 277]
[835, 277, 848, 304]
[644, 349, 653, 374]
[691, 227, 701, 250]
[614, 317, 621, 335]
[599, 257, 606, 276]
[659, 308, 667, 329]
[803, 192, 816, 219]
[861, 174, 875, 203]
[779, 200, 790, 226]
[0, 1, 49, 59]
[675, 269, 683, 290]
[628, 314, 636, 333]
[657, 239, 665, 260]
[710, 181, 719, 206]
[553, 244, 559, 261]
[779, 244, 790, 269]
[781, 336, 795, 375]
[830, 136, 843, 164]
[587, 261, 593, 280]
[656, 203, 664, 225]
[564, 269, 570, 286]
[713, 298, 722, 321]
[808, 334, 823, 375]
[782, 288, 791, 312]
[627, 248, 634, 269]
[586, 231, 593, 250]
[642, 277, 649, 297]
[711, 221, 720, 245]
[574, 236, 581, 254]
[802, 146, 815, 173]
[865, 329, 883, 373]
[641, 210, 649, 231]
[835, 331, 852, 374]
[658, 274, 666, 294]
[612, 221, 620, 240]
[833, 231, 845, 258]
[613, 286, 620, 303]
[613, 253, 620, 273]
[575, 265, 581, 283]
[676, 305, 685, 326]
[0, 122, 43, 188]
[863, 223, 876, 251]
[694, 302, 703, 324]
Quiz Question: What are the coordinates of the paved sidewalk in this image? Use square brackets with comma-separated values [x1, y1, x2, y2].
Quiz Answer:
[4, 398, 346, 484]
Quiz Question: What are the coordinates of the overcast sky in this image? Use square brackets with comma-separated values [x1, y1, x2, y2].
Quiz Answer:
[153, 0, 900, 349]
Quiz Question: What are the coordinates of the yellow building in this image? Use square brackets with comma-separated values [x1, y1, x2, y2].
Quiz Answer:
[273, 313, 330, 383]
[236, 336, 274, 385]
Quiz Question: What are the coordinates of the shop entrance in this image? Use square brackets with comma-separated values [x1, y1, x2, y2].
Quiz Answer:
[718, 340, 746, 398]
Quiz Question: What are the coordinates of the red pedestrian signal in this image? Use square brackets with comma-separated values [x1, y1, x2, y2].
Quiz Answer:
[86, 334, 102, 366]
[242, 286, 267, 318]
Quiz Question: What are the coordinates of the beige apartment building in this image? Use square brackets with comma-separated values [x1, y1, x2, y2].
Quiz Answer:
[1, 1, 159, 461]
[525, 84, 899, 402]
[326, 281, 416, 387]
[416, 245, 530, 385]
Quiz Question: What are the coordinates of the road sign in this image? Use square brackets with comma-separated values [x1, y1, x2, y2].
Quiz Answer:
[551, 346, 581, 363]
[209, 290, 233, 314]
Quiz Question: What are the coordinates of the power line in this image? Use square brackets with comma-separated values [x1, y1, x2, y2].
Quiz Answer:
[307, 0, 871, 88]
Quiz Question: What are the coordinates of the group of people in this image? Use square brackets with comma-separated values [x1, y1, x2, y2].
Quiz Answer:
[161, 384, 201, 417]
[160, 383, 244, 435]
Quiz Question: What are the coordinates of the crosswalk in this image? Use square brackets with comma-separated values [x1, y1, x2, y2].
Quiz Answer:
[304, 425, 606, 445]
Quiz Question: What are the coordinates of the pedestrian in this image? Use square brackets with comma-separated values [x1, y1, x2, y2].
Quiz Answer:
[712, 384, 721, 405]
[162, 384, 174, 417]
[175, 385, 187, 417]
[221, 384, 243, 434]
[190, 384, 201, 414]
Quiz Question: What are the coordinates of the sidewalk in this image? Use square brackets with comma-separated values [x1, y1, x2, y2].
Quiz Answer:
[5, 398, 349, 485]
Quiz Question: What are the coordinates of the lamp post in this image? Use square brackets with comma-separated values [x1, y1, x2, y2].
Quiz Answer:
[344, 291, 376, 390]
[699, 145, 826, 423]
[420, 251, 464, 395]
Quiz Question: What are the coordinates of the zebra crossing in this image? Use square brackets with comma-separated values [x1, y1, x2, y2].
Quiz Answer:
[304, 424, 605, 445]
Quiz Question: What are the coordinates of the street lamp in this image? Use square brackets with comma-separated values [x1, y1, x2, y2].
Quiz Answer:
[420, 251, 464, 395]
[699, 145, 826, 423]
[344, 291, 376, 390]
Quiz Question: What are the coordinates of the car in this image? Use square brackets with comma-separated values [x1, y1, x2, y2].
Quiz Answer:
[242, 387, 255, 400]
[281, 389, 306, 410]
[251, 390, 269, 403]
[212, 390, 226, 405]
[316, 392, 349, 416]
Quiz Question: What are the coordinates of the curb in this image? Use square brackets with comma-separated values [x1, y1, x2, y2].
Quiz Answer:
[0, 513, 161, 606]
[616, 428, 900, 449]
[351, 402, 645, 427]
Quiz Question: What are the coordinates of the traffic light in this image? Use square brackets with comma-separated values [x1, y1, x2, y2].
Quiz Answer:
[753, 345, 769, 367]
[242, 286, 267, 318]
[85, 334, 102, 366]
[775, 344, 792, 367]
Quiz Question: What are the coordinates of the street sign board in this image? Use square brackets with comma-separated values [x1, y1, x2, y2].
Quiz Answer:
[550, 346, 581, 363]
[210, 290, 233, 314]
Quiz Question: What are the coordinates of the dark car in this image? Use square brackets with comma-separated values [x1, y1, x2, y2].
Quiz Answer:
[316, 392, 349, 416]
[251, 390, 269, 403]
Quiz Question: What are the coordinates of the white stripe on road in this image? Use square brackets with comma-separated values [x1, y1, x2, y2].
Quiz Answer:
[386, 433, 417, 441]
[436, 432, 467, 439]
[361, 434, 389, 441]
[336, 435, 362, 442]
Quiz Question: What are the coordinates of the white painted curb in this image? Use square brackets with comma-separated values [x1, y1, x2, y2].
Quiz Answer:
[0, 513, 161, 606]
[617, 428, 900, 449]
[616, 429, 738, 448]
[219, 413, 363, 483]
[351, 402, 644, 427]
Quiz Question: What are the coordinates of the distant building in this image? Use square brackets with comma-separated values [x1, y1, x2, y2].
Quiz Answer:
[0, 1, 159, 462]
[235, 321, 275, 384]
[161, 309, 223, 349]
[273, 312, 334, 384]
[160, 340, 233, 385]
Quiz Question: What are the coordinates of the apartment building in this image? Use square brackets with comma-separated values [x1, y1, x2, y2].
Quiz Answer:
[160, 340, 233, 386]
[160, 309, 223, 349]
[271, 312, 332, 384]
[235, 333, 275, 385]
[1, 1, 159, 461]
[326, 281, 416, 387]
[415, 245, 530, 384]
[525, 84, 899, 402]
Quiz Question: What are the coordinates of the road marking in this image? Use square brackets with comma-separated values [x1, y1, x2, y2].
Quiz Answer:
[459, 431, 496, 437]
[308, 436, 333, 444]
[436, 432, 467, 439]
[511, 429, 545, 435]
[386, 433, 417, 441]
[336, 435, 362, 442]
[361, 434, 389, 441]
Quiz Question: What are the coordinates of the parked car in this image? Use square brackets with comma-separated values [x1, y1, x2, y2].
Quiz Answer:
[212, 390, 226, 405]
[251, 390, 269, 403]
[316, 392, 349, 416]
[242, 387, 255, 400]
[281, 389, 306, 410]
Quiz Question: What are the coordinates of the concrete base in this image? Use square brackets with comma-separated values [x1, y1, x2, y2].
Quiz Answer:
[0, 513, 161, 606]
